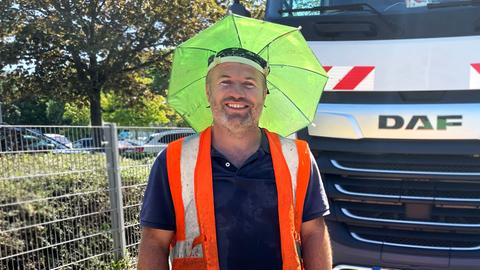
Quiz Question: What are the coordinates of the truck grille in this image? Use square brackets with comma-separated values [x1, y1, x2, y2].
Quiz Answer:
[332, 153, 480, 175]
[334, 177, 480, 201]
[325, 152, 480, 250]
[349, 226, 480, 251]
[339, 203, 480, 227]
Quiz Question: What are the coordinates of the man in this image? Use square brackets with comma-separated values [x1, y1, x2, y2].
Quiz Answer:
[138, 48, 331, 270]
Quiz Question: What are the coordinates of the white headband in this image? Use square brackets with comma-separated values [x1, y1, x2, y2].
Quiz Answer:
[207, 56, 269, 76]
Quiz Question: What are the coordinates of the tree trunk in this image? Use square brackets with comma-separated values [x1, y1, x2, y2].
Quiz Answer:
[89, 88, 103, 149]
[89, 88, 102, 126]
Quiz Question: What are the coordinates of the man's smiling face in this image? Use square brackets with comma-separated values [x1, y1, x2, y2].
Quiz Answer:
[206, 62, 267, 132]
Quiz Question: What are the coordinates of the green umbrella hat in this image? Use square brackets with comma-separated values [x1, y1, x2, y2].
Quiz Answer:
[167, 14, 328, 137]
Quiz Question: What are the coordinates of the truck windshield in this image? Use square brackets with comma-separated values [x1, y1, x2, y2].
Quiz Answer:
[266, 0, 480, 40]
[278, 0, 478, 16]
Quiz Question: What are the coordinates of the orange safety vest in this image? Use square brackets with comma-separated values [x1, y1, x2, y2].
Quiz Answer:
[166, 127, 311, 270]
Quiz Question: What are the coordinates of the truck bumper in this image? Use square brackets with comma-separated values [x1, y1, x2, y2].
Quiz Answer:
[329, 221, 480, 270]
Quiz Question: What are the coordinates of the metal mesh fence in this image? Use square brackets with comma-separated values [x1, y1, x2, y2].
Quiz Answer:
[115, 126, 194, 257]
[0, 124, 194, 269]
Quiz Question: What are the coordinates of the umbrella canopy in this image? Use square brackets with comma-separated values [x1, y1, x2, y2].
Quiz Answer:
[168, 14, 328, 136]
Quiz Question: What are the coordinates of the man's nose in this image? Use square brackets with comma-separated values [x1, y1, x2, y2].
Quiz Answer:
[227, 82, 246, 98]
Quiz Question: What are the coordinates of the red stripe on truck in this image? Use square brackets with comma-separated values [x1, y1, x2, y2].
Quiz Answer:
[333, 66, 375, 90]
[472, 63, 480, 73]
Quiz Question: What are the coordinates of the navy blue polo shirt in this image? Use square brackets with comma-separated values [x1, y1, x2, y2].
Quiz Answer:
[140, 132, 329, 270]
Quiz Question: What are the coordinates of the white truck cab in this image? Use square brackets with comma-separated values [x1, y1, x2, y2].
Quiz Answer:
[265, 1, 480, 269]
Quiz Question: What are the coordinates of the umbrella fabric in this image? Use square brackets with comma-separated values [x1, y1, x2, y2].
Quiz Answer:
[168, 14, 328, 136]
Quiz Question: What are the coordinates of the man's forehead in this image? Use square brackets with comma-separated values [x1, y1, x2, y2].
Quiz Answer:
[210, 62, 264, 80]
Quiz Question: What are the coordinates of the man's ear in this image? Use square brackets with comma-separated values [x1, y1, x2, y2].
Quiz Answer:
[205, 84, 210, 98]
[205, 74, 211, 97]
[264, 80, 269, 97]
[205, 85, 212, 109]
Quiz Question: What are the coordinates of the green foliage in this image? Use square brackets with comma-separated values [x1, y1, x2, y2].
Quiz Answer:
[1, 0, 266, 127]
[102, 92, 166, 126]
[45, 100, 65, 124]
[0, 0, 228, 126]
[2, 98, 49, 125]
[238, 0, 266, 19]
[107, 253, 137, 270]
[2, 98, 88, 125]
[0, 152, 155, 269]
[63, 102, 91, 125]
[1, 91, 184, 126]
[101, 70, 185, 126]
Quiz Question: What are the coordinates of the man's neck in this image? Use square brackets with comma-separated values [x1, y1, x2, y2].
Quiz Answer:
[211, 125, 262, 168]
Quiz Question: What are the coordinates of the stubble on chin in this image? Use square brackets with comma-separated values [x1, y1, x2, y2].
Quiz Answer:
[210, 104, 262, 135]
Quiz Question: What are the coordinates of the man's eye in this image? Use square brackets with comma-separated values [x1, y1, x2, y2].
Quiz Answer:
[244, 83, 256, 89]
[219, 80, 232, 85]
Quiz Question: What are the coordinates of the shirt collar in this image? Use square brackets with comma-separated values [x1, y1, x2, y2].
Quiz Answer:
[211, 128, 270, 158]
[259, 128, 271, 154]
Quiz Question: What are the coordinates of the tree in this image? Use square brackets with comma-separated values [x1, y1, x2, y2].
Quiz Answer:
[63, 102, 90, 125]
[1, 98, 49, 125]
[1, 0, 227, 126]
[0, 97, 68, 125]
[102, 91, 184, 127]
[231, 0, 265, 19]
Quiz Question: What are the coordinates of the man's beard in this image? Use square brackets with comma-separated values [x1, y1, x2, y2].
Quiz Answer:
[210, 97, 263, 133]
[219, 110, 256, 131]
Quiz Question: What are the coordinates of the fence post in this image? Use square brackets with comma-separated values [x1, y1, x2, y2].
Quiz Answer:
[104, 123, 127, 260]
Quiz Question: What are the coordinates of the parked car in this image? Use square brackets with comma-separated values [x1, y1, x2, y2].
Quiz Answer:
[118, 140, 147, 159]
[118, 140, 143, 153]
[44, 133, 73, 148]
[73, 137, 144, 157]
[143, 129, 195, 154]
[0, 126, 79, 153]
[72, 138, 106, 151]
[73, 138, 95, 149]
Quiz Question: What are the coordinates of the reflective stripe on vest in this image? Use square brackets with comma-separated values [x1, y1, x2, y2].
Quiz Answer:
[166, 127, 311, 270]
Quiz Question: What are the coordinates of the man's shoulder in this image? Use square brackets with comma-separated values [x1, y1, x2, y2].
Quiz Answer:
[167, 132, 199, 146]
[168, 133, 199, 154]
[153, 148, 168, 169]
[181, 132, 199, 143]
[154, 132, 199, 166]
[162, 132, 201, 162]
[264, 129, 304, 144]
[277, 134, 308, 147]
[163, 133, 200, 154]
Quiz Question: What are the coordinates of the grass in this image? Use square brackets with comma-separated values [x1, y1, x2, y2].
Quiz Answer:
[0, 152, 155, 269]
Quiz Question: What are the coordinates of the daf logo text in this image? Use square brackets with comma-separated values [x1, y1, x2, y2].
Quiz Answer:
[378, 115, 463, 130]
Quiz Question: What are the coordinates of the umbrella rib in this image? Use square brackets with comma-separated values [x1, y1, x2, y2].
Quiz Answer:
[267, 81, 311, 124]
[269, 64, 329, 79]
[257, 28, 299, 56]
[231, 15, 243, 48]
[180, 47, 217, 53]
[167, 76, 206, 100]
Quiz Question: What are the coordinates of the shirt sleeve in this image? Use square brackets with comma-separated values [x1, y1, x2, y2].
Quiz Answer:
[302, 152, 330, 222]
[139, 150, 176, 231]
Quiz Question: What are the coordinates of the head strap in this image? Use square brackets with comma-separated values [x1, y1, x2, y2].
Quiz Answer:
[207, 48, 269, 76]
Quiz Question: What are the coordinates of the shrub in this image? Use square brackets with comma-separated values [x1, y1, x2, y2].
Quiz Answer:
[0, 153, 153, 269]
